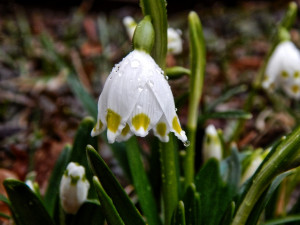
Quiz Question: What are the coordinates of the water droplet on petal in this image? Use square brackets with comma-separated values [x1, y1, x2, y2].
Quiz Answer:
[118, 72, 122, 77]
[183, 140, 190, 147]
[148, 80, 154, 87]
[131, 60, 140, 68]
[165, 76, 169, 80]
[175, 108, 177, 112]
[137, 104, 142, 110]
[138, 86, 143, 92]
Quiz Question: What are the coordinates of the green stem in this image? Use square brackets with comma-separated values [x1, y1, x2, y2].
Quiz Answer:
[232, 125, 300, 225]
[184, 11, 206, 187]
[140, 0, 168, 68]
[160, 135, 179, 225]
[126, 137, 161, 225]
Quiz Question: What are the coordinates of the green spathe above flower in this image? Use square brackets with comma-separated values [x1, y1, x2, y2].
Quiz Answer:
[263, 41, 300, 99]
[91, 16, 187, 144]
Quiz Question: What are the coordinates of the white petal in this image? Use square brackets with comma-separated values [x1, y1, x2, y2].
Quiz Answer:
[153, 115, 170, 142]
[148, 66, 187, 142]
[127, 83, 163, 137]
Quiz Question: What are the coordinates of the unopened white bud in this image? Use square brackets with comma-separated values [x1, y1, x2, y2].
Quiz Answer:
[202, 125, 222, 162]
[167, 28, 183, 55]
[59, 162, 90, 214]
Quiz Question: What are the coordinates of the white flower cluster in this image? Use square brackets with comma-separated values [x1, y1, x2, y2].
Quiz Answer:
[262, 41, 300, 99]
[91, 49, 187, 144]
[59, 162, 90, 214]
[123, 16, 183, 55]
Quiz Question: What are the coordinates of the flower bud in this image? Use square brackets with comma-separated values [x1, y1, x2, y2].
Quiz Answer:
[59, 162, 90, 214]
[202, 125, 222, 162]
[133, 16, 155, 54]
[167, 28, 183, 55]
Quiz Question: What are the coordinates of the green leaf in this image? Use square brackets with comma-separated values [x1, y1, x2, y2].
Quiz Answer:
[184, 11, 206, 188]
[86, 145, 146, 225]
[261, 215, 300, 225]
[72, 199, 104, 225]
[70, 117, 98, 198]
[220, 201, 235, 225]
[220, 148, 241, 194]
[165, 66, 191, 79]
[4, 179, 55, 225]
[245, 170, 293, 225]
[93, 177, 124, 225]
[171, 201, 186, 225]
[195, 159, 234, 225]
[0, 193, 10, 206]
[205, 85, 247, 113]
[0, 211, 10, 219]
[66, 73, 97, 119]
[140, 0, 168, 68]
[183, 184, 200, 225]
[126, 137, 161, 225]
[44, 145, 71, 216]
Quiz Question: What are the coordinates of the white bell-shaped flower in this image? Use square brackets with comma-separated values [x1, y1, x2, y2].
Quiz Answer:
[91, 49, 187, 143]
[262, 41, 300, 99]
[167, 28, 183, 55]
[202, 125, 222, 162]
[59, 162, 90, 214]
[92, 16, 187, 144]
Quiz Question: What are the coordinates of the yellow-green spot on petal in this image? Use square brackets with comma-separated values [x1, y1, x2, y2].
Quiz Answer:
[156, 123, 167, 137]
[98, 120, 103, 130]
[294, 71, 300, 78]
[281, 70, 289, 78]
[121, 123, 130, 136]
[106, 109, 121, 133]
[291, 85, 300, 94]
[132, 113, 150, 131]
[172, 116, 182, 134]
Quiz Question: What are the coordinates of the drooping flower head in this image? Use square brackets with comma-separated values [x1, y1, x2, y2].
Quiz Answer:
[92, 16, 187, 144]
[262, 41, 300, 99]
[59, 162, 90, 214]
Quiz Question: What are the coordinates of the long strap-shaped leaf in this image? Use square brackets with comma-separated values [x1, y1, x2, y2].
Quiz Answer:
[171, 201, 186, 225]
[86, 145, 146, 225]
[126, 137, 161, 225]
[184, 11, 206, 188]
[93, 177, 125, 225]
[4, 179, 55, 225]
[44, 145, 71, 216]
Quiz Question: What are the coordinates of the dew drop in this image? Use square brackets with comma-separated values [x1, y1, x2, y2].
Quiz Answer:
[138, 86, 143, 92]
[148, 80, 154, 87]
[183, 140, 190, 147]
[137, 104, 142, 110]
[165, 76, 169, 80]
[175, 108, 178, 112]
[131, 60, 140, 68]
[118, 72, 122, 77]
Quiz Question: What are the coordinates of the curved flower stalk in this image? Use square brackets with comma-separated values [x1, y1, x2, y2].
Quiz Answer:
[122, 16, 183, 55]
[92, 16, 187, 144]
[262, 41, 300, 99]
[59, 162, 90, 214]
[202, 124, 222, 162]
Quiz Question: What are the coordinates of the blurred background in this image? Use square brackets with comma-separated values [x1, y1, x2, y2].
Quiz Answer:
[1, 0, 300, 220]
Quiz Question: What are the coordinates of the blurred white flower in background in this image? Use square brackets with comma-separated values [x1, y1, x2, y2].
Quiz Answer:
[262, 41, 300, 99]
[202, 124, 223, 162]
